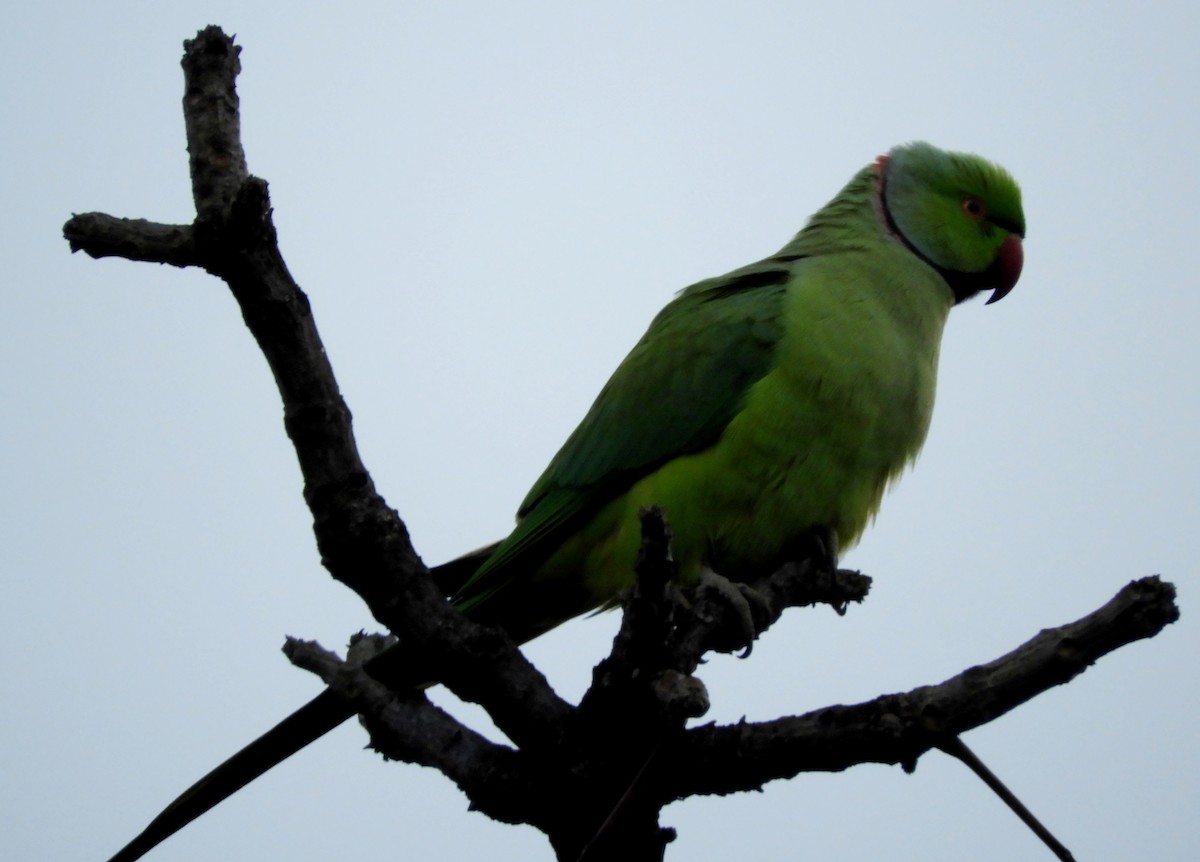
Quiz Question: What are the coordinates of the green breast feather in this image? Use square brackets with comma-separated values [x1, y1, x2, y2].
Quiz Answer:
[454, 142, 1024, 641]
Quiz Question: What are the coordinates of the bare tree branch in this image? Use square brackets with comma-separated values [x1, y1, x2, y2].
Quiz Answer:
[67, 25, 1180, 862]
[663, 576, 1179, 797]
[179, 27, 248, 220]
[63, 215, 198, 266]
[65, 25, 577, 758]
[283, 636, 551, 828]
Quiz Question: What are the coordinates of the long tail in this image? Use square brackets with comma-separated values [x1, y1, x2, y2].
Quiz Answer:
[104, 544, 502, 862]
[105, 690, 353, 862]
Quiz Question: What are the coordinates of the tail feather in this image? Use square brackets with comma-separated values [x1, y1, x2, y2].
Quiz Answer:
[431, 540, 502, 596]
[106, 690, 354, 862]
[105, 549, 495, 862]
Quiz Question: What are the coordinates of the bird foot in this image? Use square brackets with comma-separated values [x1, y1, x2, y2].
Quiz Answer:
[776, 525, 847, 614]
[694, 569, 771, 657]
[809, 525, 840, 575]
[808, 526, 847, 615]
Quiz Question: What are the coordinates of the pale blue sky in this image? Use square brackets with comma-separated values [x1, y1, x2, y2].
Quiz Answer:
[3, 3, 1197, 861]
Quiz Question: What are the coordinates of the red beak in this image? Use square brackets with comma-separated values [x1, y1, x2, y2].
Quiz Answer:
[985, 234, 1024, 305]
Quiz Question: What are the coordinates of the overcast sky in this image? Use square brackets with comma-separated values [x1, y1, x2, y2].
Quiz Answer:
[3, 3, 1197, 861]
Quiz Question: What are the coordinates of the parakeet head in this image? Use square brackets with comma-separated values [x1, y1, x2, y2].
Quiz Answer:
[878, 142, 1025, 304]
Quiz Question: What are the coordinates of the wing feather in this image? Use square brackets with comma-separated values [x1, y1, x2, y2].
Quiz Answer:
[454, 261, 798, 608]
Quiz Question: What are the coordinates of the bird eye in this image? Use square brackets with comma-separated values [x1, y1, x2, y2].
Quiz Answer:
[961, 196, 987, 220]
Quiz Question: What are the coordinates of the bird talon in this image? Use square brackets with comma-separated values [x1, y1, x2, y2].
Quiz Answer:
[696, 569, 768, 656]
[811, 525, 841, 574]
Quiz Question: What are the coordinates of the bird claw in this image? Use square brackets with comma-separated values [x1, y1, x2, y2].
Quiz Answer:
[794, 526, 846, 615]
[695, 570, 770, 657]
[810, 525, 840, 575]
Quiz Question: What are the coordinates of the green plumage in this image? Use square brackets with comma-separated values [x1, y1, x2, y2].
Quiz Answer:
[456, 142, 1025, 642]
[106, 141, 1025, 862]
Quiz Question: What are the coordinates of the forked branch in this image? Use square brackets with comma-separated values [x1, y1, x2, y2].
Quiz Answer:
[68, 26, 1179, 862]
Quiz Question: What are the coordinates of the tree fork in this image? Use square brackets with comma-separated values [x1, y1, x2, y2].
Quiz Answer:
[66, 26, 1180, 862]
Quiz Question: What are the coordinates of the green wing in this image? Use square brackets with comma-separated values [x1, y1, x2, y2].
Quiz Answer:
[454, 261, 798, 611]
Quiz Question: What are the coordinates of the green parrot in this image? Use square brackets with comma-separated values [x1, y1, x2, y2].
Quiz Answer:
[106, 141, 1025, 862]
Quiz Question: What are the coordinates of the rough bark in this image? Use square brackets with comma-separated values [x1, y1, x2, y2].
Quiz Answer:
[66, 26, 1180, 862]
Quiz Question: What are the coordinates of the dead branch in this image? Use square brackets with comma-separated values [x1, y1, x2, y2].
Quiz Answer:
[68, 26, 1180, 862]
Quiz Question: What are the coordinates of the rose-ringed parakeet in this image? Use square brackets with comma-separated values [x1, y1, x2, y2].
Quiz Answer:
[106, 141, 1025, 862]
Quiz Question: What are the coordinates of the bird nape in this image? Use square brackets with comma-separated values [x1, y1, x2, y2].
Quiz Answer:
[105, 141, 1025, 862]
